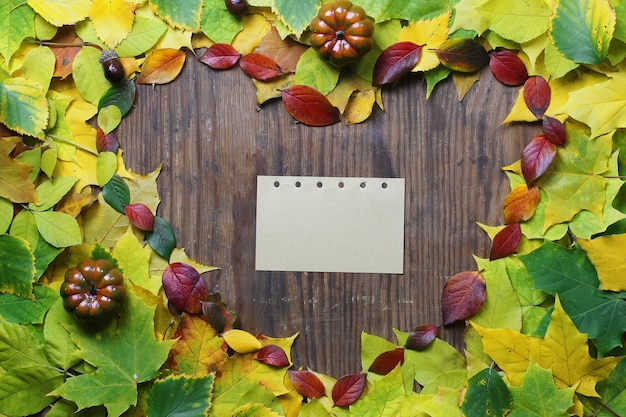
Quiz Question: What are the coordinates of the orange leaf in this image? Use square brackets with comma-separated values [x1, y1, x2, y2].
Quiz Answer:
[256, 27, 308, 73]
[137, 48, 186, 85]
[0, 138, 37, 203]
[503, 184, 540, 224]
[49, 27, 83, 79]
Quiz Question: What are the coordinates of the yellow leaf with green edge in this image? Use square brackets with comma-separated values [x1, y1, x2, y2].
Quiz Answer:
[72, 46, 111, 105]
[399, 11, 451, 72]
[232, 14, 272, 55]
[22, 46, 55, 92]
[577, 235, 626, 291]
[0, 1, 35, 63]
[89, 0, 135, 49]
[149, 0, 202, 31]
[0, 234, 36, 298]
[473, 296, 623, 397]
[476, 0, 551, 43]
[344, 89, 376, 124]
[0, 197, 11, 233]
[538, 122, 611, 231]
[294, 48, 341, 95]
[450, 0, 490, 35]
[112, 227, 159, 295]
[0, 77, 48, 138]
[0, 137, 37, 203]
[27, 0, 91, 26]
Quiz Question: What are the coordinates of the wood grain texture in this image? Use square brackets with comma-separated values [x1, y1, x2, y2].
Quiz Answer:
[117, 55, 536, 377]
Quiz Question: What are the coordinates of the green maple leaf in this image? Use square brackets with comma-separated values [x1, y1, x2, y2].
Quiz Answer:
[51, 291, 175, 417]
[581, 358, 626, 416]
[519, 241, 626, 356]
[538, 122, 612, 232]
[508, 361, 575, 417]
[354, 0, 453, 22]
[350, 365, 407, 416]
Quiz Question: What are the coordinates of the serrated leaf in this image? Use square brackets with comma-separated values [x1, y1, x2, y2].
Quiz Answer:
[523, 76, 550, 119]
[256, 345, 290, 368]
[272, 0, 319, 37]
[0, 284, 55, 324]
[98, 79, 136, 116]
[399, 11, 451, 73]
[102, 173, 131, 213]
[137, 48, 186, 85]
[239, 53, 283, 81]
[580, 358, 626, 416]
[0, 198, 11, 233]
[294, 48, 341, 95]
[200, 0, 243, 44]
[331, 373, 366, 407]
[441, 271, 486, 325]
[461, 367, 512, 417]
[0, 365, 64, 416]
[281, 85, 340, 127]
[288, 370, 325, 399]
[146, 373, 214, 417]
[146, 215, 176, 259]
[503, 184, 540, 224]
[489, 223, 521, 260]
[0, 234, 35, 298]
[0, 77, 49, 138]
[0, 320, 51, 369]
[488, 49, 528, 86]
[0, 1, 35, 63]
[199, 43, 241, 70]
[231, 403, 281, 417]
[476, 0, 552, 43]
[435, 38, 489, 73]
[27, 0, 90, 26]
[223, 329, 262, 354]
[149, 0, 202, 31]
[89, 0, 134, 49]
[542, 116, 566, 146]
[32, 210, 82, 248]
[162, 262, 207, 314]
[373, 42, 422, 86]
[578, 234, 626, 291]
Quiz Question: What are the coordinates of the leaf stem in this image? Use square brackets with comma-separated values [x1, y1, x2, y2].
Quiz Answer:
[26, 39, 103, 50]
[588, 396, 621, 417]
[48, 134, 98, 156]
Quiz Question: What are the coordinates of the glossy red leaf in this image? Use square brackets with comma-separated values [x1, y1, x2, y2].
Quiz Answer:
[162, 262, 208, 314]
[503, 184, 541, 224]
[542, 115, 566, 146]
[521, 134, 557, 184]
[435, 38, 489, 73]
[199, 43, 241, 69]
[441, 271, 486, 325]
[239, 52, 283, 81]
[332, 373, 367, 407]
[405, 324, 438, 351]
[368, 347, 404, 375]
[256, 344, 290, 367]
[489, 223, 522, 260]
[488, 49, 528, 86]
[124, 203, 155, 231]
[523, 76, 551, 119]
[282, 85, 341, 127]
[288, 370, 326, 399]
[96, 127, 119, 153]
[372, 41, 422, 86]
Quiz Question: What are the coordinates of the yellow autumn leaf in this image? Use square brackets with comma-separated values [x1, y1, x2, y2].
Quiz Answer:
[473, 296, 622, 397]
[27, 0, 91, 26]
[232, 14, 272, 55]
[89, 0, 135, 49]
[344, 89, 376, 124]
[399, 11, 451, 72]
[577, 235, 626, 292]
[326, 71, 373, 113]
[452, 71, 480, 101]
[222, 329, 263, 354]
[112, 227, 159, 295]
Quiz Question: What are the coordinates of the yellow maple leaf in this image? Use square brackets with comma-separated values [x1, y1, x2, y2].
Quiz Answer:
[27, 0, 91, 26]
[577, 235, 626, 291]
[399, 11, 451, 72]
[89, 0, 135, 49]
[473, 296, 623, 397]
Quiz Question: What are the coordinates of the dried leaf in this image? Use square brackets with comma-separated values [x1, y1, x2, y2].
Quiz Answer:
[199, 43, 241, 70]
[222, 329, 262, 354]
[488, 49, 528, 86]
[331, 373, 366, 407]
[523, 75, 551, 119]
[489, 223, 522, 260]
[162, 262, 207, 314]
[542, 115, 566, 146]
[441, 271, 486, 325]
[288, 370, 325, 399]
[372, 41, 422, 86]
[367, 347, 404, 375]
[435, 38, 489, 73]
[255, 345, 290, 368]
[256, 27, 308, 73]
[239, 52, 283, 81]
[124, 203, 154, 231]
[281, 85, 340, 127]
[521, 134, 557, 184]
[137, 48, 186, 85]
[404, 324, 438, 351]
[503, 184, 540, 224]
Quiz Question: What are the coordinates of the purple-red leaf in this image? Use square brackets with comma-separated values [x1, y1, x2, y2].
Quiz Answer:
[239, 52, 283, 81]
[405, 324, 438, 351]
[372, 41, 422, 86]
[368, 347, 404, 375]
[488, 49, 528, 86]
[199, 43, 241, 69]
[282, 85, 341, 127]
[332, 373, 367, 407]
[162, 262, 208, 314]
[523, 76, 551, 119]
[441, 271, 486, 325]
[435, 38, 489, 73]
[96, 127, 119, 153]
[124, 203, 155, 231]
[489, 223, 522, 260]
[288, 370, 326, 399]
[256, 344, 290, 367]
[542, 115, 566, 146]
[521, 134, 557, 184]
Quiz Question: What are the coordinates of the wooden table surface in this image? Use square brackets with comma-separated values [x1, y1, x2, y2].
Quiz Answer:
[118, 54, 535, 378]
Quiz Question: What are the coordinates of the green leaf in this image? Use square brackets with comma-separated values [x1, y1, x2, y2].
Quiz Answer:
[0, 234, 35, 298]
[230, 403, 281, 417]
[213, 380, 284, 416]
[354, 0, 452, 22]
[273, 0, 319, 36]
[0, 77, 49, 138]
[300, 399, 332, 417]
[0, 1, 35, 62]
[22, 46, 55, 92]
[519, 241, 626, 356]
[112, 228, 158, 295]
[10, 210, 62, 279]
[504, 257, 548, 335]
[0, 365, 64, 416]
[149, 0, 202, 31]
[97, 151, 118, 187]
[32, 210, 82, 248]
[0, 197, 12, 233]
[476, 0, 551, 43]
[41, 141, 58, 178]
[508, 361, 575, 417]
[73, 46, 111, 105]
[349, 365, 406, 417]
[29, 176, 78, 212]
[461, 367, 512, 417]
[295, 48, 341, 95]
[14, 148, 41, 184]
[146, 374, 215, 417]
[102, 173, 131, 213]
[200, 0, 243, 44]
[0, 284, 57, 325]
[51, 291, 175, 417]
[550, 0, 615, 64]
[146, 216, 176, 260]
[115, 16, 167, 57]
[43, 298, 81, 371]
[98, 80, 136, 117]
[97, 104, 123, 134]
[0, 320, 51, 369]
[581, 357, 626, 416]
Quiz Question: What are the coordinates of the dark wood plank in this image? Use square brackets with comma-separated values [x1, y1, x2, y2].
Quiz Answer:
[118, 56, 535, 377]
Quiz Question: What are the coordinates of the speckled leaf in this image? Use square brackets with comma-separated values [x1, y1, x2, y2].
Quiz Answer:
[273, 0, 319, 36]
[461, 367, 512, 417]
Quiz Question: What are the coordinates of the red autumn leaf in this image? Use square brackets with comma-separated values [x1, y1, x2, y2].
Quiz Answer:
[288, 370, 326, 399]
[441, 271, 486, 325]
[255, 344, 290, 367]
[282, 85, 341, 127]
[137, 48, 186, 85]
[489, 223, 522, 260]
[162, 262, 208, 314]
[435, 38, 489, 73]
[503, 184, 541, 224]
[239, 52, 283, 81]
[124, 203, 155, 231]
[332, 373, 367, 407]
[368, 347, 404, 375]
[521, 134, 557, 184]
[523, 75, 551, 119]
[372, 41, 422, 86]
[199, 43, 241, 69]
[542, 115, 566, 146]
[405, 324, 438, 351]
[96, 127, 119, 153]
[488, 49, 528, 86]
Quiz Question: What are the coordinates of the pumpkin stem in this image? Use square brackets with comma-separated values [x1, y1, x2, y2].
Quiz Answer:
[335, 30, 345, 40]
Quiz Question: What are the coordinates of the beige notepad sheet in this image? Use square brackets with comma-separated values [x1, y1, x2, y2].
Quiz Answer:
[255, 176, 405, 273]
